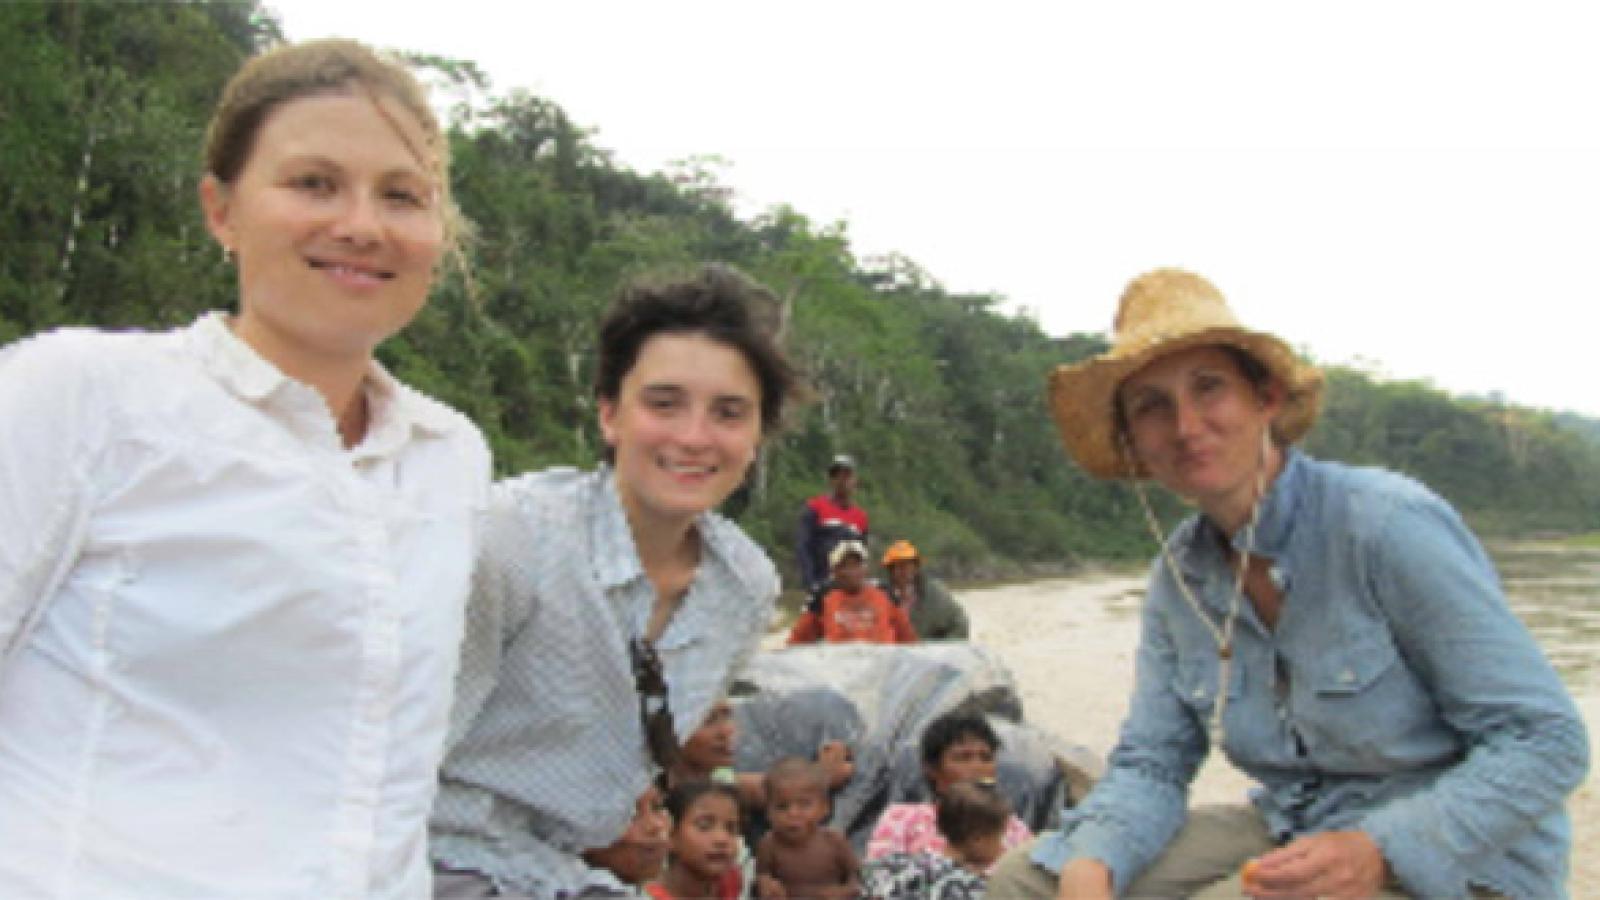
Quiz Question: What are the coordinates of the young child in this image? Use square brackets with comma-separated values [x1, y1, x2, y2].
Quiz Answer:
[754, 758, 859, 899]
[859, 780, 1011, 900]
[787, 541, 916, 644]
[648, 781, 744, 900]
[579, 785, 672, 890]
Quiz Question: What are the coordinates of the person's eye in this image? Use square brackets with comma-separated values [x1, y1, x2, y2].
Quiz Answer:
[1129, 395, 1167, 418]
[384, 186, 424, 207]
[714, 400, 752, 423]
[290, 173, 335, 196]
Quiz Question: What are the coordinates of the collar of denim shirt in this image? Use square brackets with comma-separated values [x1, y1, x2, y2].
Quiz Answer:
[1171, 447, 1308, 609]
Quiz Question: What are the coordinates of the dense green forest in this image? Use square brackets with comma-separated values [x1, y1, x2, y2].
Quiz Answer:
[4, 0, 1598, 582]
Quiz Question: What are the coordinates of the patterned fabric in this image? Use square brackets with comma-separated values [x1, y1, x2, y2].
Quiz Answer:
[431, 467, 779, 898]
[860, 852, 986, 900]
[787, 585, 915, 644]
[0, 313, 490, 898]
[866, 803, 1032, 872]
[1030, 449, 1587, 899]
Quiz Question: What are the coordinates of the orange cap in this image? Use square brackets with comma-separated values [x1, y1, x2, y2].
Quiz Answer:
[882, 540, 920, 567]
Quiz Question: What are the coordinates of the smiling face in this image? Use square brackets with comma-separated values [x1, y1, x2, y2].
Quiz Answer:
[925, 735, 998, 796]
[669, 791, 741, 881]
[599, 332, 763, 531]
[1118, 344, 1284, 527]
[200, 88, 443, 371]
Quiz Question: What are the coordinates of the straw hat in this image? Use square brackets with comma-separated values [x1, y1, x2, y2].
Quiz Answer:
[1047, 268, 1324, 479]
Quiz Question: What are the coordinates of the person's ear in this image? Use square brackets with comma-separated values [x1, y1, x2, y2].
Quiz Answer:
[198, 174, 236, 254]
[597, 397, 620, 448]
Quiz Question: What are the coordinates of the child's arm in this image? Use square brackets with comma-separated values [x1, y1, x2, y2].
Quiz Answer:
[823, 829, 861, 899]
[754, 834, 788, 900]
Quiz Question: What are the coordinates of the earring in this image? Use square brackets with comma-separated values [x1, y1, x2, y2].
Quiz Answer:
[221, 246, 237, 266]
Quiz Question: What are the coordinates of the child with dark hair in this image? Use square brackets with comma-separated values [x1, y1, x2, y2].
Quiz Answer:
[648, 781, 744, 900]
[754, 759, 859, 899]
[866, 710, 1032, 868]
[861, 780, 1011, 899]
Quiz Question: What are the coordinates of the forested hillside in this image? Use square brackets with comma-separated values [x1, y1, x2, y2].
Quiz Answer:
[4, 0, 1597, 582]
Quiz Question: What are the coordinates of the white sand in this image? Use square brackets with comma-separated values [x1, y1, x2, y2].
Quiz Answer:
[958, 572, 1599, 894]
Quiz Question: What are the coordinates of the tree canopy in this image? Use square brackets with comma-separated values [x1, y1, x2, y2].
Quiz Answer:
[4, 0, 1597, 583]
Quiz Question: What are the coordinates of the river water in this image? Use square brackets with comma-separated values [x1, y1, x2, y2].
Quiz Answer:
[1492, 541, 1600, 687]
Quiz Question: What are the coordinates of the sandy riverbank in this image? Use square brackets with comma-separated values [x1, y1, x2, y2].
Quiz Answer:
[957, 572, 1599, 894]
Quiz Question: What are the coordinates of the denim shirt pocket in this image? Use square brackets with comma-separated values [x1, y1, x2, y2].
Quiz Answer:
[1302, 632, 1426, 768]
[1311, 632, 1399, 698]
[1172, 651, 1244, 718]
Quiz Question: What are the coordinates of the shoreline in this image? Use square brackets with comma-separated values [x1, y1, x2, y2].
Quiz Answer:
[957, 573, 1599, 894]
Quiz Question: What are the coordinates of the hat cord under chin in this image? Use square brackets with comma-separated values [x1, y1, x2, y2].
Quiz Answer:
[1118, 430, 1269, 751]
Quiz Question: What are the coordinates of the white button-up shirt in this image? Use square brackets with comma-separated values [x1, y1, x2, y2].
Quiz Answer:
[0, 314, 490, 899]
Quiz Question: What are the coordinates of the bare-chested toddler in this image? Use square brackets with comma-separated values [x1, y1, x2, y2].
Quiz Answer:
[754, 758, 859, 899]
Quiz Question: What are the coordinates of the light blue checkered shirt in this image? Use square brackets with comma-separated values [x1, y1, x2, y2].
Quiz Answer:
[430, 467, 777, 897]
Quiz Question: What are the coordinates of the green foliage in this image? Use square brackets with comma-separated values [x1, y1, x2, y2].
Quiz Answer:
[5, 0, 1599, 583]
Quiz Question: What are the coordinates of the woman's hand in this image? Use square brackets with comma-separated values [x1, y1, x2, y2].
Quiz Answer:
[1055, 858, 1114, 900]
[1243, 830, 1388, 899]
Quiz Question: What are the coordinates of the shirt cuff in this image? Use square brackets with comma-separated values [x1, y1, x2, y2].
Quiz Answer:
[1028, 824, 1138, 894]
[1361, 815, 1464, 899]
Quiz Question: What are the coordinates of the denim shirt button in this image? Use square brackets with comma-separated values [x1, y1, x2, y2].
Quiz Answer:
[1339, 669, 1356, 684]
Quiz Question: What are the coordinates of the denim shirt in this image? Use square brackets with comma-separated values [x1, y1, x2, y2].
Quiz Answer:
[1031, 450, 1589, 898]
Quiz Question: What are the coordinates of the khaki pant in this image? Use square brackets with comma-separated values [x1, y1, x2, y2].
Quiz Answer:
[985, 804, 1418, 899]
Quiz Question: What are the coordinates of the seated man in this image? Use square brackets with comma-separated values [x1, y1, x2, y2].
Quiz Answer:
[788, 541, 916, 645]
[881, 540, 969, 641]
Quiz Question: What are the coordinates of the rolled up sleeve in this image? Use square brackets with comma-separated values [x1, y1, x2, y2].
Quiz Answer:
[1359, 493, 1589, 896]
[1034, 565, 1209, 892]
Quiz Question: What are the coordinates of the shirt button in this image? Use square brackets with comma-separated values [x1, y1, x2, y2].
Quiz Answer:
[1193, 687, 1206, 699]
[1339, 669, 1356, 684]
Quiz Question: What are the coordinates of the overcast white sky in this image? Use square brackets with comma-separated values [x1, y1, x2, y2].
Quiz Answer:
[270, 1, 1600, 416]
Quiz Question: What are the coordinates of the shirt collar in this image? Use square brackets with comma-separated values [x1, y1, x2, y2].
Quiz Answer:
[187, 312, 456, 450]
[590, 467, 647, 591]
[1176, 446, 1307, 575]
[586, 467, 771, 623]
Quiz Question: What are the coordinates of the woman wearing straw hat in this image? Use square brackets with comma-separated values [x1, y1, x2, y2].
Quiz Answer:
[987, 269, 1587, 899]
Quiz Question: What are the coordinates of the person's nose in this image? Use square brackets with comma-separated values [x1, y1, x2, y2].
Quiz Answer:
[330, 190, 383, 248]
[1173, 394, 1204, 440]
[676, 407, 715, 448]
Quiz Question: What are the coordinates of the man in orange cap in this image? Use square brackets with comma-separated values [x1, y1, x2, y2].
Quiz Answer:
[881, 540, 969, 641]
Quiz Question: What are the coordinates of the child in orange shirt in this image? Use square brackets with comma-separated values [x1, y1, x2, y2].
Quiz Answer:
[788, 541, 916, 645]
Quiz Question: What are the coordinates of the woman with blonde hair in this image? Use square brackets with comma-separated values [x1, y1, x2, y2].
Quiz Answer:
[987, 269, 1587, 898]
[0, 39, 489, 897]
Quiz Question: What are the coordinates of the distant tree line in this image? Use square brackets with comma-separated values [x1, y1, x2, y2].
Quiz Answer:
[4, 0, 1597, 583]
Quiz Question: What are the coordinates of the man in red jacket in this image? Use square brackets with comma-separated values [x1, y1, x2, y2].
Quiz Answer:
[795, 455, 870, 603]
